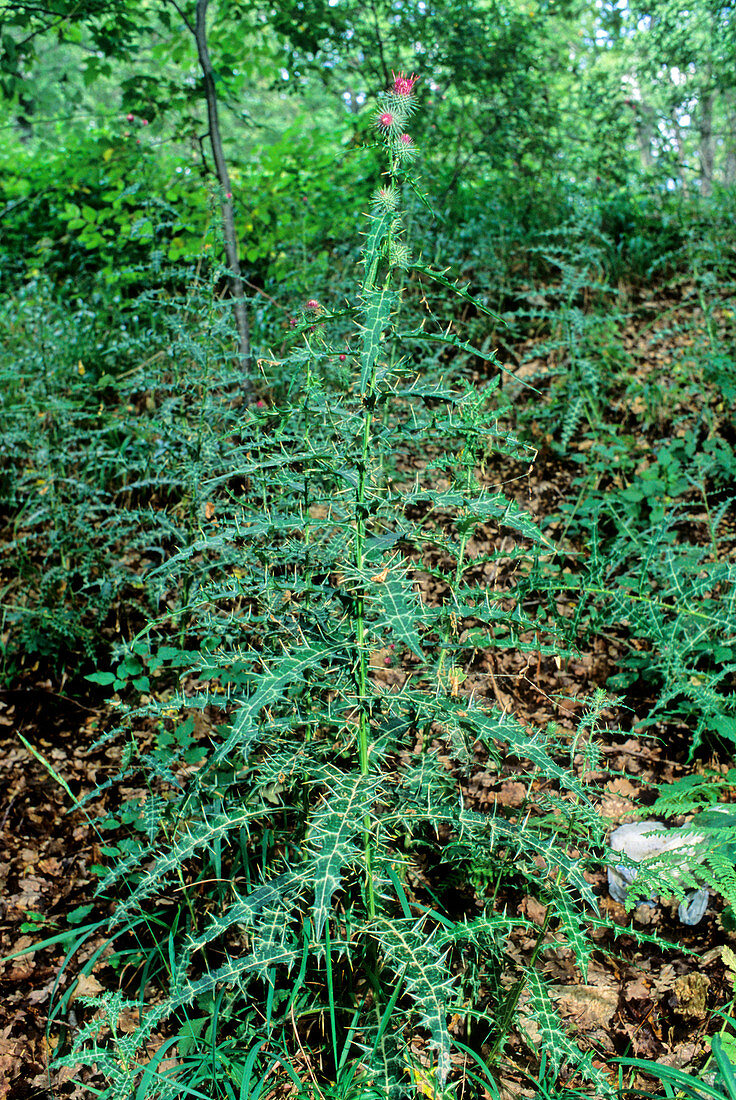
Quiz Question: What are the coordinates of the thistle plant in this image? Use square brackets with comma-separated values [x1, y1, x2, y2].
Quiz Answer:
[54, 74, 614, 1099]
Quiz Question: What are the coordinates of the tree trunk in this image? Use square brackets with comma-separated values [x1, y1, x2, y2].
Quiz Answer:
[670, 113, 687, 193]
[698, 61, 715, 197]
[194, 0, 253, 398]
[633, 101, 655, 170]
[723, 90, 736, 185]
[698, 91, 715, 196]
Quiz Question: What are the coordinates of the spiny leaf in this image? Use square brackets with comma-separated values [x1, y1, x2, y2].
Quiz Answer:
[362, 208, 392, 280]
[523, 970, 615, 1095]
[372, 917, 455, 1085]
[360, 284, 399, 392]
[468, 707, 593, 801]
[552, 887, 593, 980]
[174, 873, 305, 988]
[400, 325, 539, 390]
[174, 948, 300, 1013]
[373, 571, 424, 660]
[307, 769, 378, 938]
[107, 812, 253, 926]
[410, 262, 498, 317]
[206, 646, 329, 770]
[400, 487, 546, 544]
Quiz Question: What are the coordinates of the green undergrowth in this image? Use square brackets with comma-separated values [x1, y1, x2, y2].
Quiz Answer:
[0, 255, 261, 680]
[499, 194, 736, 757]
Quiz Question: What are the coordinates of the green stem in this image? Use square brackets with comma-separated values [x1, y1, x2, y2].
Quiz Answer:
[353, 154, 401, 918]
[355, 404, 376, 919]
[325, 918, 339, 1061]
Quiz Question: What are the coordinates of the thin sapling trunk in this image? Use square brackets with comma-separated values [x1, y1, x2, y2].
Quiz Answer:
[194, 0, 253, 398]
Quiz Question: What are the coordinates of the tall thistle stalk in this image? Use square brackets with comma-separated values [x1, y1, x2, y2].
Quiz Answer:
[55, 74, 614, 1100]
[354, 73, 420, 920]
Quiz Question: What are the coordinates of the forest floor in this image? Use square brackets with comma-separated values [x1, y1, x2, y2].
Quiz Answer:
[1, 279, 734, 1098]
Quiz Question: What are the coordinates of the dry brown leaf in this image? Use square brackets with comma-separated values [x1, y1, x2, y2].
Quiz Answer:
[118, 1006, 141, 1034]
[601, 776, 639, 820]
[499, 1080, 535, 1100]
[547, 984, 618, 1028]
[624, 975, 652, 1001]
[6, 956, 35, 982]
[69, 973, 104, 1003]
[0, 1056, 15, 1099]
[673, 973, 709, 1019]
[494, 782, 526, 807]
[656, 1041, 703, 1069]
[520, 897, 547, 925]
[652, 963, 678, 995]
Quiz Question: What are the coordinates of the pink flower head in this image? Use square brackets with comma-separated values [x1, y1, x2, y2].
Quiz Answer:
[225, 192, 232, 199]
[392, 71, 418, 97]
[399, 133, 413, 146]
[256, 400, 265, 407]
[377, 111, 395, 130]
[126, 112, 135, 122]
[339, 354, 347, 361]
[305, 299, 321, 311]
[141, 118, 149, 126]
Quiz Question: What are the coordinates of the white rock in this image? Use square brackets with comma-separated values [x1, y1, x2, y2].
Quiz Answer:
[607, 820, 709, 926]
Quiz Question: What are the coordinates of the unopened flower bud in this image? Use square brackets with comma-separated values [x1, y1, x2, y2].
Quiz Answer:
[373, 185, 399, 212]
[395, 133, 417, 161]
